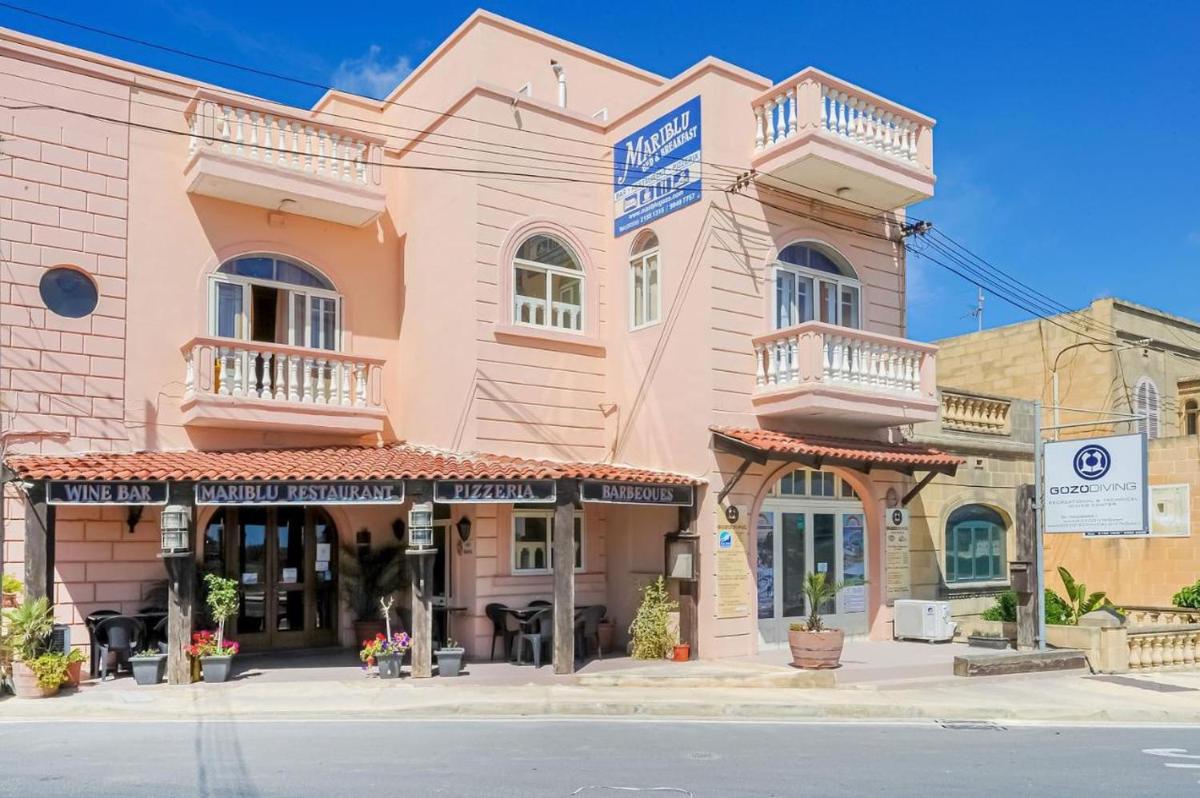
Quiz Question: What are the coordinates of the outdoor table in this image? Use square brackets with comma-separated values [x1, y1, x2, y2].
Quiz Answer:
[502, 605, 596, 664]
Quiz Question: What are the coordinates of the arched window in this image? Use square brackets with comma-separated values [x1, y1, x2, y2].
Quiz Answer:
[629, 230, 660, 329]
[1134, 377, 1161, 439]
[512, 234, 584, 332]
[1185, 399, 1198, 436]
[210, 255, 340, 351]
[945, 504, 1006, 584]
[773, 242, 860, 330]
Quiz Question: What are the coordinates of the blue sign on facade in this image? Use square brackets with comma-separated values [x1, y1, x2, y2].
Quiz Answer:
[612, 96, 702, 236]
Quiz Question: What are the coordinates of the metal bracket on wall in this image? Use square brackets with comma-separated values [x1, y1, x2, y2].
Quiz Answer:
[900, 470, 940, 507]
[716, 458, 753, 507]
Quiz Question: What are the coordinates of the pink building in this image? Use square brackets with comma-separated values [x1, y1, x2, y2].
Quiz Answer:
[0, 11, 960, 678]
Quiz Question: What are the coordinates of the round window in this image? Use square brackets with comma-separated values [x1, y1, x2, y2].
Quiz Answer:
[39, 268, 98, 318]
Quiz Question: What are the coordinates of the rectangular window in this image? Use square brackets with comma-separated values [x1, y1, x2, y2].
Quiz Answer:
[213, 281, 245, 339]
[811, 472, 835, 497]
[840, 285, 860, 328]
[948, 522, 1004, 582]
[630, 251, 661, 329]
[819, 280, 838, 324]
[774, 265, 858, 331]
[775, 269, 796, 328]
[512, 510, 585, 574]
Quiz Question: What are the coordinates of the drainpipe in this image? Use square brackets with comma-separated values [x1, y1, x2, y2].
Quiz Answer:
[550, 60, 566, 109]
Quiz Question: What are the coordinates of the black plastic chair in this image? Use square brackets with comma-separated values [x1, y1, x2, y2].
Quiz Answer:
[85, 610, 121, 678]
[528, 599, 551, 607]
[94, 616, 145, 680]
[576, 604, 606, 659]
[151, 616, 170, 654]
[515, 608, 554, 668]
[485, 603, 517, 661]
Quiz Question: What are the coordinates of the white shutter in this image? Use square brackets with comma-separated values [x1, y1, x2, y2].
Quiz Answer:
[1135, 378, 1161, 439]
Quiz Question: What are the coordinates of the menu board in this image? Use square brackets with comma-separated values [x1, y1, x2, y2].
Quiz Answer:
[885, 508, 911, 603]
[715, 506, 750, 619]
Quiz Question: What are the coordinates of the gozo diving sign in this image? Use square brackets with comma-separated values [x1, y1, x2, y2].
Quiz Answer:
[195, 480, 405, 506]
[47, 481, 168, 505]
[580, 480, 693, 506]
[1043, 433, 1148, 535]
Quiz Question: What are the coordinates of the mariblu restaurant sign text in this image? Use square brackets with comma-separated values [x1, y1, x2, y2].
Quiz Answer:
[612, 96, 701, 236]
[1043, 433, 1148, 535]
[195, 481, 405, 506]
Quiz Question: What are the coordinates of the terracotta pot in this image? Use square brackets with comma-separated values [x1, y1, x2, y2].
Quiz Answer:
[787, 627, 845, 669]
[64, 660, 82, 688]
[354, 620, 387, 644]
[672, 643, 690, 662]
[11, 661, 61, 699]
[2, 592, 18, 609]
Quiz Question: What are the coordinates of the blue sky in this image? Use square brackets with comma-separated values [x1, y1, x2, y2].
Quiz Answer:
[3, 0, 1197, 341]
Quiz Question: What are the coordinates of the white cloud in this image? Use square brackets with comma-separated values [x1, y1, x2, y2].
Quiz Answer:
[331, 45, 412, 99]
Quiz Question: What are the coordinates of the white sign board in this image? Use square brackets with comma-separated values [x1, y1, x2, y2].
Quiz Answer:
[1044, 433, 1148, 535]
[884, 508, 911, 603]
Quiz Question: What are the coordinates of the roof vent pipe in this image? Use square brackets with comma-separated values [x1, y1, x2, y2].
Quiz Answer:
[550, 60, 566, 108]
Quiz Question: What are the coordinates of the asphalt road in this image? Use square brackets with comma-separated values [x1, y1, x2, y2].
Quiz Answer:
[2, 718, 1200, 797]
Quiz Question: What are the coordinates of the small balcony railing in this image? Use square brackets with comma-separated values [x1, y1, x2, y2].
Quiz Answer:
[748, 319, 936, 417]
[752, 68, 933, 172]
[513, 296, 583, 332]
[186, 91, 383, 188]
[940, 391, 1012, 435]
[183, 337, 384, 417]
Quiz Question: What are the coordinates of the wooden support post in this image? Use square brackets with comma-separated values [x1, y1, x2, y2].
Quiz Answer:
[1015, 483, 1040, 651]
[553, 479, 577, 674]
[23, 484, 52, 603]
[165, 554, 196, 685]
[165, 486, 196, 685]
[407, 550, 435, 677]
[676, 505, 698, 660]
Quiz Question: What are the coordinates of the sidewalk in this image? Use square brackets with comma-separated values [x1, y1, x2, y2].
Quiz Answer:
[4, 665, 1200, 724]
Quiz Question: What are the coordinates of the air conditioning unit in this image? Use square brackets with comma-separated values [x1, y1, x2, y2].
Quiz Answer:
[893, 600, 957, 642]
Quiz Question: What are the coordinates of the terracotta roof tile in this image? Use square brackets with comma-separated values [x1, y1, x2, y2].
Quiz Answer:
[711, 426, 963, 471]
[3, 444, 701, 485]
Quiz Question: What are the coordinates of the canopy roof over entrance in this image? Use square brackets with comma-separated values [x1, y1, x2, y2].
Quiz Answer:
[711, 426, 962, 476]
[3, 443, 701, 485]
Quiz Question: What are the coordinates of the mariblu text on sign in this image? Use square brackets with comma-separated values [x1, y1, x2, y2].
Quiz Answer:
[195, 481, 405, 505]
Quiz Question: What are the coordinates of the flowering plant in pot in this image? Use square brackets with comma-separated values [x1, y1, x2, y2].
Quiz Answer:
[787, 572, 858, 669]
[26, 652, 69, 698]
[360, 632, 412, 679]
[130, 647, 168, 686]
[195, 573, 241, 683]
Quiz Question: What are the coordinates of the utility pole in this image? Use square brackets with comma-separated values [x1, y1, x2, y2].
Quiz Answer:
[974, 288, 984, 331]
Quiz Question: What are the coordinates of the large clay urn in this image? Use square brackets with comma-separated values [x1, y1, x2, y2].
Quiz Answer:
[787, 627, 845, 669]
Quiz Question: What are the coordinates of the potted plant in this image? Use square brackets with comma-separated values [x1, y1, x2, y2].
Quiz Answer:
[361, 632, 412, 679]
[672, 642, 691, 662]
[435, 638, 465, 677]
[130, 648, 168, 686]
[2, 597, 57, 698]
[597, 615, 615, 653]
[194, 573, 241, 683]
[340, 541, 406, 642]
[25, 652, 68, 698]
[629, 576, 678, 660]
[787, 572, 856, 669]
[62, 647, 86, 688]
[2, 574, 21, 609]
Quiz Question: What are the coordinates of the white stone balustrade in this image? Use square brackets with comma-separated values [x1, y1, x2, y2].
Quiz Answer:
[186, 91, 383, 187]
[514, 296, 583, 332]
[753, 321, 936, 398]
[752, 68, 934, 171]
[1127, 626, 1200, 671]
[1124, 606, 1200, 627]
[183, 337, 384, 411]
[941, 391, 1012, 435]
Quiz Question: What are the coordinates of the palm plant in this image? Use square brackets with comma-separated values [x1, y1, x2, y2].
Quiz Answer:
[1057, 566, 1114, 625]
[798, 572, 854, 633]
[2, 597, 55, 662]
[340, 542, 407, 622]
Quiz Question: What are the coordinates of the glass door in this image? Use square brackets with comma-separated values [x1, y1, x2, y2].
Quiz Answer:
[757, 502, 869, 645]
[220, 507, 340, 651]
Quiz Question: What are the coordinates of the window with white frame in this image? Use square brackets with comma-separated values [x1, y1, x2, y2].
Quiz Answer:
[210, 255, 340, 351]
[772, 468, 858, 500]
[773, 243, 860, 330]
[629, 231, 660, 329]
[512, 234, 584, 333]
[1134, 377, 1161, 439]
[512, 508, 584, 574]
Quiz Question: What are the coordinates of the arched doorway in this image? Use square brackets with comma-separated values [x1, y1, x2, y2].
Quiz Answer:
[756, 467, 868, 645]
[202, 506, 340, 650]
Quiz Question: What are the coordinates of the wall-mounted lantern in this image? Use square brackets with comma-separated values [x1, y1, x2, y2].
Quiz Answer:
[456, 516, 472, 544]
[408, 501, 434, 549]
[663, 530, 698, 582]
[159, 503, 191, 557]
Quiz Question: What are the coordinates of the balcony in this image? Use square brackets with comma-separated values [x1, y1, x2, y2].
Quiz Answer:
[940, 391, 1012, 436]
[180, 337, 387, 435]
[750, 68, 935, 210]
[751, 322, 938, 426]
[184, 90, 387, 227]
